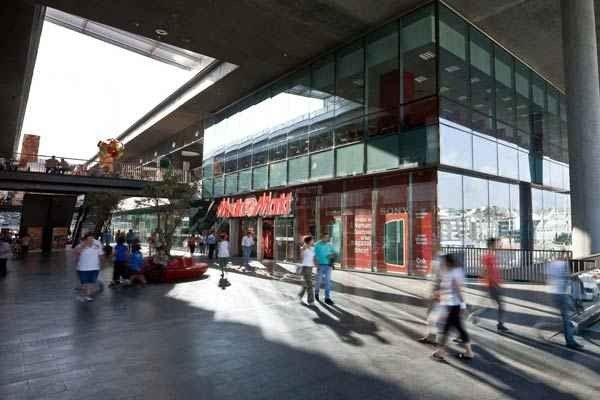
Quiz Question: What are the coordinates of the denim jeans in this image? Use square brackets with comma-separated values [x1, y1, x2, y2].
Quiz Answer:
[242, 246, 252, 268]
[315, 264, 332, 299]
[555, 293, 576, 345]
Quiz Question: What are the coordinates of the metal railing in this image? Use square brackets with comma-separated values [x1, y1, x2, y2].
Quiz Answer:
[0, 153, 192, 183]
[441, 246, 572, 283]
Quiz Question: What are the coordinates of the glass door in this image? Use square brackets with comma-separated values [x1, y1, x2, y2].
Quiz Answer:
[275, 217, 295, 261]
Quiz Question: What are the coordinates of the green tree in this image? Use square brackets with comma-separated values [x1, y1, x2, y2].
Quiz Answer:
[83, 192, 123, 236]
[136, 170, 197, 255]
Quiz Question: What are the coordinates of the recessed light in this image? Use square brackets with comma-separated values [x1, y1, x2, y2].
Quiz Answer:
[502, 96, 512, 102]
[439, 86, 449, 93]
[458, 95, 467, 101]
[474, 104, 484, 108]
[419, 51, 436, 60]
[445, 65, 460, 73]
[414, 76, 428, 83]
[172, 142, 177, 148]
[154, 151, 158, 157]
[155, 28, 168, 36]
[470, 77, 481, 84]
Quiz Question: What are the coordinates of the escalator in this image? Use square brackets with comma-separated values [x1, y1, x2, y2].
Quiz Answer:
[189, 199, 218, 233]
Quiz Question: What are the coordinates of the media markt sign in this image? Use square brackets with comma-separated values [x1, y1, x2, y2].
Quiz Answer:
[216, 192, 293, 218]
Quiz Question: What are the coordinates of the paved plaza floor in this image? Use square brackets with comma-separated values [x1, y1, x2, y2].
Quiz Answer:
[1, 252, 599, 400]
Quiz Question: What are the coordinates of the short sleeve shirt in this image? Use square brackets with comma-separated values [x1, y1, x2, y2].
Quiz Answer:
[77, 241, 103, 271]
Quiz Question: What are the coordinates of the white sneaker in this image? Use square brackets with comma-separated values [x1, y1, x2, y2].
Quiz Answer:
[77, 296, 86, 302]
[85, 297, 94, 302]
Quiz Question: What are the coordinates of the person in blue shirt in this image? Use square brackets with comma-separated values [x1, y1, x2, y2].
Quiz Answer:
[109, 236, 129, 287]
[127, 243, 146, 287]
[314, 233, 336, 305]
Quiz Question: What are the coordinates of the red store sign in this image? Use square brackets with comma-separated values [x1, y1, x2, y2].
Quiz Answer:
[216, 192, 293, 218]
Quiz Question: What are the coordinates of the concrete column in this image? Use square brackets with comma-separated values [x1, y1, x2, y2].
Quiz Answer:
[562, 0, 600, 257]
[256, 217, 263, 261]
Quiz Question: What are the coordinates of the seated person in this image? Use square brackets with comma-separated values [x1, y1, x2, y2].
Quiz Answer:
[144, 246, 168, 283]
[59, 158, 70, 174]
[152, 246, 169, 267]
[126, 243, 146, 286]
[45, 156, 59, 173]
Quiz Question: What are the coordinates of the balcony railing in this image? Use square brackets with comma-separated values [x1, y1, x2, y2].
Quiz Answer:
[0, 153, 193, 183]
[441, 246, 575, 283]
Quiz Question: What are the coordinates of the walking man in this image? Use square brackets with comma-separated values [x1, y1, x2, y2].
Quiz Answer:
[482, 238, 509, 332]
[547, 254, 583, 350]
[314, 233, 336, 305]
[241, 231, 254, 271]
[126, 229, 135, 251]
[207, 231, 217, 259]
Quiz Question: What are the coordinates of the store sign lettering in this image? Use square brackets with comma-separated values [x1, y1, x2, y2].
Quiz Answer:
[217, 192, 293, 218]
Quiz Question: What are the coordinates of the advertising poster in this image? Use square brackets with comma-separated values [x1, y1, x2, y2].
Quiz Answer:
[27, 227, 43, 250]
[52, 227, 68, 249]
[343, 209, 372, 270]
[413, 209, 433, 276]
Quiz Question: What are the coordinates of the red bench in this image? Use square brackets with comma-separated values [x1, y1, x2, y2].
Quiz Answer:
[143, 257, 208, 283]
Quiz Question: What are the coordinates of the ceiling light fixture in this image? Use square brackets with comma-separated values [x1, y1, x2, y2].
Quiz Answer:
[414, 76, 428, 83]
[419, 51, 436, 60]
[470, 77, 481, 84]
[445, 65, 460, 73]
[155, 28, 168, 36]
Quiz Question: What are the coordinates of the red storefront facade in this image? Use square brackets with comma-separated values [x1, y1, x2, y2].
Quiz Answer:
[216, 168, 436, 276]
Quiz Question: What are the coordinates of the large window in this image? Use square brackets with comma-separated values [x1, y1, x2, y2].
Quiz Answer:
[438, 171, 463, 246]
[440, 124, 472, 169]
[495, 47, 514, 127]
[224, 150, 238, 173]
[463, 176, 489, 247]
[366, 22, 399, 136]
[238, 144, 252, 170]
[269, 161, 287, 187]
[438, 6, 468, 105]
[288, 155, 309, 184]
[287, 128, 309, 157]
[515, 62, 531, 134]
[225, 173, 238, 194]
[336, 42, 364, 110]
[268, 134, 287, 162]
[252, 140, 268, 166]
[470, 29, 494, 118]
[310, 150, 334, 180]
[336, 143, 364, 177]
[252, 165, 268, 190]
[367, 135, 398, 172]
[401, 5, 436, 104]
[238, 169, 252, 192]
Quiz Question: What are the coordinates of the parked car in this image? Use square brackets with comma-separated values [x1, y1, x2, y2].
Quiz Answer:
[579, 274, 600, 301]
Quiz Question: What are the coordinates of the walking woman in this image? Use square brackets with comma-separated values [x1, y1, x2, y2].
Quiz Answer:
[432, 253, 474, 361]
[298, 236, 315, 305]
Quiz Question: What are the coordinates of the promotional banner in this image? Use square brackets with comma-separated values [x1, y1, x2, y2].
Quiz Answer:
[413, 209, 433, 276]
[217, 192, 293, 218]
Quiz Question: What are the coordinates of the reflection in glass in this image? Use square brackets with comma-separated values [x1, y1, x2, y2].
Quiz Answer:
[518, 151, 532, 182]
[252, 165, 268, 190]
[470, 29, 494, 117]
[213, 176, 224, 197]
[440, 124, 472, 169]
[225, 173, 238, 194]
[495, 46, 514, 125]
[310, 151, 334, 180]
[367, 135, 398, 172]
[438, 171, 463, 246]
[288, 155, 309, 184]
[269, 161, 287, 187]
[463, 176, 489, 247]
[472, 134, 497, 175]
[515, 62, 531, 134]
[238, 169, 251, 192]
[498, 144, 519, 180]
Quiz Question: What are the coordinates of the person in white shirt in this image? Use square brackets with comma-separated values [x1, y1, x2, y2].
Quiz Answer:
[217, 234, 230, 272]
[432, 253, 473, 361]
[75, 233, 104, 302]
[241, 231, 255, 272]
[298, 236, 315, 305]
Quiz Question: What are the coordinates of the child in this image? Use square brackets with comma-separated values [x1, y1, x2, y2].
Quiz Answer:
[298, 236, 315, 305]
[217, 234, 230, 271]
[127, 243, 146, 287]
[110, 236, 129, 287]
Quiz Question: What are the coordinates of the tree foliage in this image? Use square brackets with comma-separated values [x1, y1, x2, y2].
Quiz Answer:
[136, 171, 197, 255]
[83, 192, 123, 236]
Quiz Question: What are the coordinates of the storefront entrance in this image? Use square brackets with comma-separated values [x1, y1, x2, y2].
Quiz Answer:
[262, 218, 274, 260]
[274, 217, 295, 261]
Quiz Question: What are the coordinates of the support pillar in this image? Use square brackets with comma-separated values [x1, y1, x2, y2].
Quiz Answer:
[562, 0, 600, 257]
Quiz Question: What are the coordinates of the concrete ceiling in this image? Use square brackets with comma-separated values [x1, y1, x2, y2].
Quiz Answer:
[5, 0, 598, 160]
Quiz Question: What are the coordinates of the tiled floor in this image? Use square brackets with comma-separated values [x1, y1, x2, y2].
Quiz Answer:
[0, 252, 598, 400]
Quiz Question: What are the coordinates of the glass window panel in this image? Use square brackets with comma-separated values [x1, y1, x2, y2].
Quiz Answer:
[213, 153, 224, 176]
[469, 29, 494, 117]
[532, 188, 544, 249]
[542, 190, 557, 249]
[497, 121, 517, 146]
[366, 22, 399, 119]
[498, 144, 519, 180]
[542, 158, 551, 187]
[252, 165, 268, 190]
[438, 171, 463, 246]
[401, 5, 436, 103]
[439, 97, 469, 128]
[439, 6, 469, 105]
[399, 126, 437, 167]
[550, 161, 563, 189]
[495, 47, 515, 125]
[269, 161, 287, 187]
[336, 143, 364, 177]
[402, 96, 438, 130]
[336, 42, 365, 110]
[202, 159, 213, 178]
[489, 181, 511, 245]
[509, 184, 521, 249]
[471, 111, 495, 137]
[213, 176, 224, 197]
[225, 173, 238, 194]
[335, 116, 364, 146]
[224, 150, 238, 173]
[238, 169, 252, 192]
[310, 150, 334, 180]
[440, 124, 472, 169]
[202, 178, 213, 199]
[367, 109, 400, 137]
[288, 155, 309, 184]
[252, 140, 268, 166]
[268, 134, 287, 162]
[463, 176, 489, 247]
[238, 145, 252, 170]
[287, 128, 309, 156]
[515, 62, 531, 133]
[312, 56, 335, 103]
[367, 135, 398, 172]
[473, 134, 498, 175]
[309, 125, 333, 152]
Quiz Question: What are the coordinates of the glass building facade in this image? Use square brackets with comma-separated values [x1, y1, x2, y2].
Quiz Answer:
[200, 1, 571, 274]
